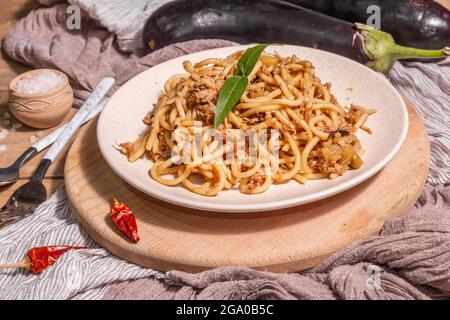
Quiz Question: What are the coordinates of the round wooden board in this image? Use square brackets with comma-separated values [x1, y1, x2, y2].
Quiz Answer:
[65, 102, 429, 273]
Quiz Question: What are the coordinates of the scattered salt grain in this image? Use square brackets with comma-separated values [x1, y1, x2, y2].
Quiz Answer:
[16, 70, 64, 94]
[36, 131, 44, 138]
[0, 145, 6, 153]
[29, 135, 37, 144]
[2, 111, 11, 119]
[10, 123, 23, 132]
[3, 119, 10, 126]
[0, 128, 8, 141]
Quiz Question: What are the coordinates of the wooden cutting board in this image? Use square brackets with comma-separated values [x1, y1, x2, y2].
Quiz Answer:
[65, 102, 429, 272]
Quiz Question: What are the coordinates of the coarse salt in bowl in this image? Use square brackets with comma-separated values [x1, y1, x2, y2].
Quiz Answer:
[15, 70, 65, 94]
[8, 69, 74, 129]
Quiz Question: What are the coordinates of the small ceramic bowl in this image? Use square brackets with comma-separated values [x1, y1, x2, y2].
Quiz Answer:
[8, 69, 73, 129]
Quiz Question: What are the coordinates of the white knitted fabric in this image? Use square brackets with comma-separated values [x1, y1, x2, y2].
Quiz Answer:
[40, 0, 172, 52]
[73, 0, 172, 52]
[389, 60, 450, 186]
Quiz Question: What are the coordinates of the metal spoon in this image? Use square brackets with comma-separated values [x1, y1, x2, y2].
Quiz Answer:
[0, 99, 107, 187]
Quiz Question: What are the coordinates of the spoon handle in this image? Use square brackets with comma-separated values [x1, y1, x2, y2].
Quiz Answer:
[43, 77, 115, 162]
[11, 147, 38, 168]
[32, 99, 107, 152]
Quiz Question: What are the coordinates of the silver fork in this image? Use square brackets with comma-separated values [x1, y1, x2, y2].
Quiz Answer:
[0, 78, 115, 229]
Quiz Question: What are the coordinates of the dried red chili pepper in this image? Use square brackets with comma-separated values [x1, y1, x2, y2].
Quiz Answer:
[110, 196, 140, 243]
[0, 246, 85, 274]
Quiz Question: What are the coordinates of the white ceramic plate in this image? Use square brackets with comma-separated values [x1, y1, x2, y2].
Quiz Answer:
[97, 45, 408, 213]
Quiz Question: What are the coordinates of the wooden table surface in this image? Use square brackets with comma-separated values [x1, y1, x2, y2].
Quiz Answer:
[0, 0, 449, 205]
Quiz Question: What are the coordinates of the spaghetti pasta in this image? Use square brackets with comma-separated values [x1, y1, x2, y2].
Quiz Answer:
[119, 51, 375, 196]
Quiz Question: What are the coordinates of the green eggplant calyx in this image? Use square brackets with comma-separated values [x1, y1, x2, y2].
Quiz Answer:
[355, 23, 448, 73]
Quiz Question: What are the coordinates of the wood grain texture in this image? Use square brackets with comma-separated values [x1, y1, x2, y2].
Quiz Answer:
[65, 102, 429, 272]
[439, 0, 450, 9]
[0, 0, 38, 108]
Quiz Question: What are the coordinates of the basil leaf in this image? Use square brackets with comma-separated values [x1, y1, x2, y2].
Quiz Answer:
[237, 44, 268, 77]
[213, 44, 269, 127]
[214, 76, 249, 128]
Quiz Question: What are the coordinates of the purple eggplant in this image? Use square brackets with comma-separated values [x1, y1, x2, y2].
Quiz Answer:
[143, 0, 449, 73]
[286, 0, 450, 49]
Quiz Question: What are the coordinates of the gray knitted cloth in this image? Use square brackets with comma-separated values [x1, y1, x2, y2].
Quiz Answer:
[0, 1, 449, 300]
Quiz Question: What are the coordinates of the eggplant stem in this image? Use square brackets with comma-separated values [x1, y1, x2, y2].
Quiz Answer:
[355, 23, 448, 73]
[394, 45, 447, 59]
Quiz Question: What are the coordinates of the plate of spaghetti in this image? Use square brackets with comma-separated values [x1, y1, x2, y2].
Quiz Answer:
[97, 45, 408, 212]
